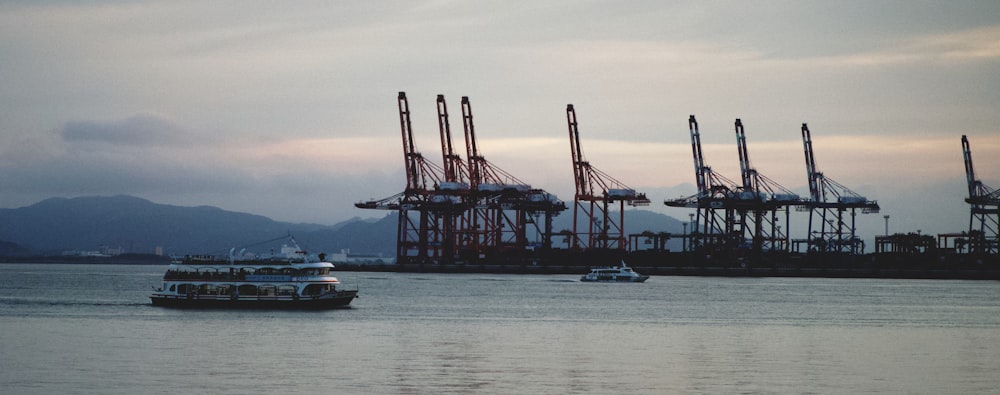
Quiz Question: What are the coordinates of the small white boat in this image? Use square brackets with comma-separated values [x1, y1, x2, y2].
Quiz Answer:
[580, 261, 649, 283]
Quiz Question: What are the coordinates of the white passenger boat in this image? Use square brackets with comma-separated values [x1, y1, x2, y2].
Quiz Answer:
[580, 261, 649, 283]
[150, 251, 358, 309]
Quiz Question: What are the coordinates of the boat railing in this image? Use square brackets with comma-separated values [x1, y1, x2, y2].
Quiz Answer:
[164, 270, 333, 281]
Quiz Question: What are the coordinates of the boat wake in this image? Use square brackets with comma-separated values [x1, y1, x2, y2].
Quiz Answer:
[0, 296, 145, 307]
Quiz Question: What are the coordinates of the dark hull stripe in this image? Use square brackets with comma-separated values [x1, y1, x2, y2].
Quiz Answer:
[150, 291, 357, 309]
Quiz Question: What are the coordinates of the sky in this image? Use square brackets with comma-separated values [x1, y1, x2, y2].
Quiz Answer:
[1, 0, 998, 245]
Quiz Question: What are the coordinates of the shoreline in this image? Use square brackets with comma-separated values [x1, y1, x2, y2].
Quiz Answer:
[4, 253, 998, 280]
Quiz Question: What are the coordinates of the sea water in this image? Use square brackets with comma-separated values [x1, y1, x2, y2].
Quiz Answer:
[1, 263, 999, 394]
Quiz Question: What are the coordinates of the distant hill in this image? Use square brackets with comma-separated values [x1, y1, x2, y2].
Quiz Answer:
[0, 195, 685, 257]
[0, 240, 31, 256]
[551, 208, 683, 234]
[551, 208, 685, 249]
[0, 195, 396, 257]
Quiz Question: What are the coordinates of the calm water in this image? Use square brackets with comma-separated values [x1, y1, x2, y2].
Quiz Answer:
[1, 264, 999, 394]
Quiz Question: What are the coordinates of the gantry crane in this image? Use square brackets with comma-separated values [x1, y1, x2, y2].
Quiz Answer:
[432, 95, 474, 262]
[665, 115, 753, 257]
[355, 92, 451, 265]
[459, 96, 496, 256]
[962, 135, 999, 254]
[566, 104, 650, 250]
[733, 119, 800, 255]
[461, 97, 565, 256]
[358, 93, 565, 266]
[797, 123, 879, 254]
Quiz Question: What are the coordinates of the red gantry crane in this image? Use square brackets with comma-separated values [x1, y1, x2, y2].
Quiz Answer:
[962, 135, 999, 254]
[355, 92, 451, 265]
[358, 93, 566, 267]
[796, 123, 879, 254]
[432, 95, 473, 262]
[566, 104, 650, 250]
[461, 97, 565, 257]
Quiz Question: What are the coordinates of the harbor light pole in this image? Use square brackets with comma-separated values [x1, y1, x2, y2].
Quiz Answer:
[682, 222, 688, 252]
[884, 215, 890, 236]
[688, 213, 696, 252]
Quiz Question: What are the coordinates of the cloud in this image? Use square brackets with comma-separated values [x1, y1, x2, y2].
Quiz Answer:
[60, 113, 191, 147]
[789, 25, 1000, 68]
[1, 0, 999, 242]
[0, 110, 412, 223]
[894, 25, 1000, 63]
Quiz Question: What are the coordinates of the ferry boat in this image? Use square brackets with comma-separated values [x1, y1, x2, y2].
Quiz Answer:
[580, 261, 650, 283]
[150, 245, 358, 309]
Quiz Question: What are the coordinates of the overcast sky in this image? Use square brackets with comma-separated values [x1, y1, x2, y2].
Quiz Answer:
[1, 1, 998, 243]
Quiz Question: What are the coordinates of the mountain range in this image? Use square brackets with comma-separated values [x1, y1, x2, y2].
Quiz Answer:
[0, 195, 683, 257]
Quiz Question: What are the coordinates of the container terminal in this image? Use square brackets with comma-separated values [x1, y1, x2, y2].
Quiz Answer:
[353, 93, 999, 279]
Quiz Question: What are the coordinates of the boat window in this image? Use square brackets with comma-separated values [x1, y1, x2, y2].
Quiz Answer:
[302, 284, 333, 295]
[299, 268, 329, 276]
[169, 284, 176, 292]
[165, 269, 201, 280]
[277, 285, 297, 296]
[199, 284, 219, 295]
[258, 285, 277, 296]
[177, 284, 195, 294]
[237, 284, 258, 296]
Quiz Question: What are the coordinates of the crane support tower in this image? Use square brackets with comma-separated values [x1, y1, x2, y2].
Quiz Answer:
[566, 104, 650, 250]
[961, 135, 999, 254]
[795, 123, 879, 254]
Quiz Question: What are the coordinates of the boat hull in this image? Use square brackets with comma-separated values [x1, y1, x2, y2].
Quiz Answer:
[149, 290, 358, 309]
[579, 276, 649, 283]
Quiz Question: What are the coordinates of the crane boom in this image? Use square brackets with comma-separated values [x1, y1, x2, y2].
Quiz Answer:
[735, 119, 754, 192]
[436, 95, 466, 185]
[567, 104, 590, 198]
[802, 123, 822, 202]
[690, 115, 708, 195]
[399, 92, 422, 192]
[963, 135, 979, 201]
[462, 96, 481, 189]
